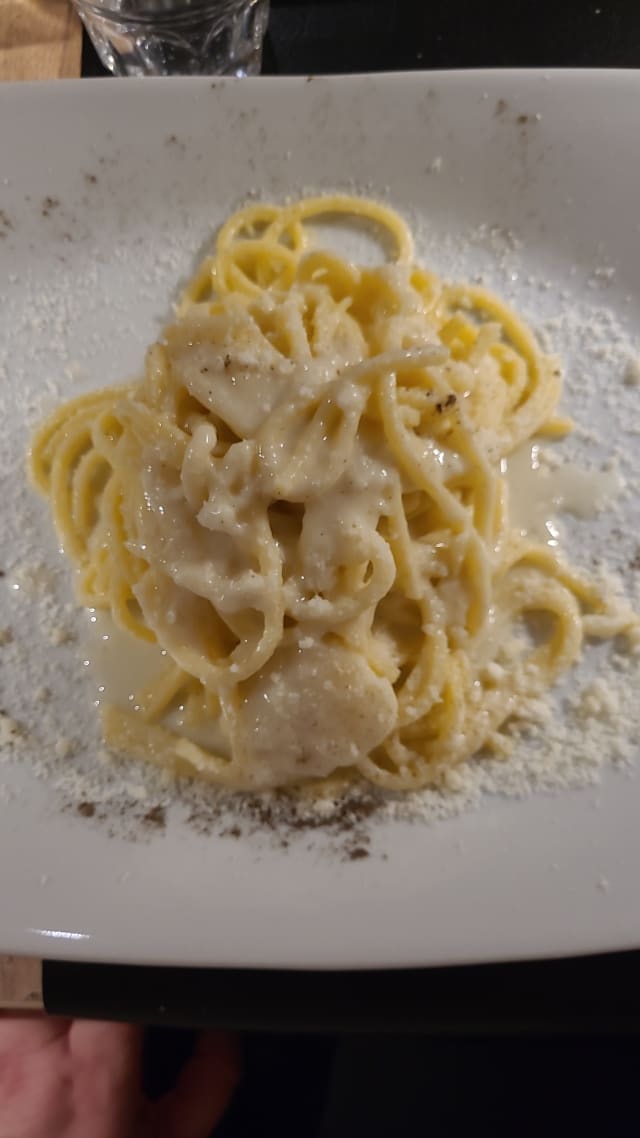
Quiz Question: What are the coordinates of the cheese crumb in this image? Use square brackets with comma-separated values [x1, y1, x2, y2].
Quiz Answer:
[8, 561, 55, 597]
[623, 358, 640, 387]
[49, 625, 74, 646]
[443, 767, 466, 792]
[0, 711, 24, 748]
[54, 738, 76, 760]
[574, 679, 620, 721]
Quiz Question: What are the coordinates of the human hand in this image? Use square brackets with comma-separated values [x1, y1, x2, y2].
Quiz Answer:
[0, 1013, 239, 1138]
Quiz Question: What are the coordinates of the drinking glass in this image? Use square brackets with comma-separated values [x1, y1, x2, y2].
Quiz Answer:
[71, 0, 270, 77]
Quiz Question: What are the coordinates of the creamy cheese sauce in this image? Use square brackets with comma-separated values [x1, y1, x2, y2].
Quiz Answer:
[84, 442, 617, 781]
[503, 443, 620, 545]
[30, 193, 637, 794]
[83, 609, 231, 757]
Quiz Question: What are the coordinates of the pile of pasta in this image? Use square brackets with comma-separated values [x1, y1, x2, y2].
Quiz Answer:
[29, 195, 636, 792]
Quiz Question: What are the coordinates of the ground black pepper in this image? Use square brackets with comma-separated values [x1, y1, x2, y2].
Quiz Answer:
[143, 805, 166, 828]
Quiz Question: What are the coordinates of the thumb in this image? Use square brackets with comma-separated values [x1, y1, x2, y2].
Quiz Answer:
[144, 1031, 240, 1138]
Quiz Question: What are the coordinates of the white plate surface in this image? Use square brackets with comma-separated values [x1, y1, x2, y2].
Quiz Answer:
[0, 71, 639, 968]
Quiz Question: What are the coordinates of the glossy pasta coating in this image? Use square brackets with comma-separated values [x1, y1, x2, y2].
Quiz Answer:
[29, 196, 636, 792]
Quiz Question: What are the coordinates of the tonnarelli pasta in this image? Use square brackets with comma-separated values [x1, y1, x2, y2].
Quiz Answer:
[29, 195, 637, 792]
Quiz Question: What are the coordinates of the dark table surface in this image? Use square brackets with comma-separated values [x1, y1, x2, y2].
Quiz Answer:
[83, 0, 640, 76]
[69, 0, 640, 1042]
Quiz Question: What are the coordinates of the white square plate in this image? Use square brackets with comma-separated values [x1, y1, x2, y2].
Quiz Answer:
[1, 71, 639, 968]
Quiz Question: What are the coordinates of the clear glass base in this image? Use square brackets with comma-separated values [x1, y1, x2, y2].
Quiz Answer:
[76, 0, 269, 77]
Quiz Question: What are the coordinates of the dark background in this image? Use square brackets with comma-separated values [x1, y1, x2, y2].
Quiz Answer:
[83, 0, 640, 75]
[77, 2, 640, 1135]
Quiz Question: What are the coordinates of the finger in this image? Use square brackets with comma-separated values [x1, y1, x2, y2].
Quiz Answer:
[145, 1031, 241, 1138]
[69, 1020, 145, 1122]
[0, 1016, 73, 1138]
[69, 1019, 144, 1082]
[0, 1012, 71, 1054]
